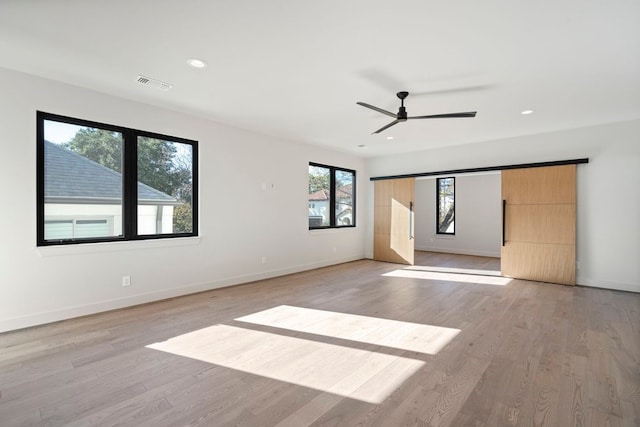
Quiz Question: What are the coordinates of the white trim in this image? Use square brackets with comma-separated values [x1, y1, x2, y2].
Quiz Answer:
[308, 227, 358, 235]
[0, 255, 363, 333]
[576, 277, 640, 293]
[433, 234, 455, 240]
[35, 236, 201, 257]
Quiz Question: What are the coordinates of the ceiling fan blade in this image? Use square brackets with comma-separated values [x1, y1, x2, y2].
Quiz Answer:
[408, 112, 477, 119]
[357, 102, 397, 118]
[372, 119, 401, 134]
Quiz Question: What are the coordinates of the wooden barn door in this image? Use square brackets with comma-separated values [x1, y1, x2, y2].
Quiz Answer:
[373, 178, 415, 265]
[501, 165, 576, 285]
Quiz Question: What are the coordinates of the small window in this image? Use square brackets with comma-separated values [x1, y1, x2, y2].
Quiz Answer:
[437, 177, 455, 235]
[37, 112, 198, 246]
[308, 163, 356, 229]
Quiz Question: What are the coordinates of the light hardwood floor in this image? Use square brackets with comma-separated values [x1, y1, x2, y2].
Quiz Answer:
[1, 252, 638, 426]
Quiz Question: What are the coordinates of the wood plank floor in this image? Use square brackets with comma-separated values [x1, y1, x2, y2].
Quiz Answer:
[1, 252, 638, 426]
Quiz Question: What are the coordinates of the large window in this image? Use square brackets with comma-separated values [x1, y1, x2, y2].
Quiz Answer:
[37, 112, 198, 246]
[308, 163, 355, 229]
[436, 177, 455, 235]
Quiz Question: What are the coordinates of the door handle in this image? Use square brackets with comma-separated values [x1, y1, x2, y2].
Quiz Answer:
[502, 199, 506, 246]
[409, 201, 414, 240]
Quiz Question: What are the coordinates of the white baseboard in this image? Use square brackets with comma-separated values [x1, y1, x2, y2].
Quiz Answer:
[5, 255, 634, 333]
[0, 255, 364, 333]
[576, 276, 639, 293]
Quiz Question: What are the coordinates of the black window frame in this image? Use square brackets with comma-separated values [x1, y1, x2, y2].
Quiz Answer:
[37, 111, 198, 246]
[308, 162, 356, 230]
[436, 176, 455, 235]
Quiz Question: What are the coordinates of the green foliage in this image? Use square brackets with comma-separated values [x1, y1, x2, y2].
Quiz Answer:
[64, 129, 192, 202]
[309, 166, 330, 194]
[137, 137, 186, 198]
[173, 203, 193, 233]
[63, 128, 123, 172]
[335, 170, 353, 189]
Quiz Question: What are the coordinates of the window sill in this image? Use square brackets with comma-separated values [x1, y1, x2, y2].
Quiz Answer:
[309, 227, 357, 235]
[434, 234, 455, 240]
[35, 236, 201, 257]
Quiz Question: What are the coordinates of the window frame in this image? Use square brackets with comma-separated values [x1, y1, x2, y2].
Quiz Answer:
[436, 176, 455, 235]
[36, 111, 198, 246]
[308, 162, 356, 230]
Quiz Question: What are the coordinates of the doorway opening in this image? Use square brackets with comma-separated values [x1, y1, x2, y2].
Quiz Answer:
[413, 172, 502, 271]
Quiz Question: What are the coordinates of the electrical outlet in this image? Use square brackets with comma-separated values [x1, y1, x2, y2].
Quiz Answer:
[261, 256, 267, 264]
[122, 276, 131, 286]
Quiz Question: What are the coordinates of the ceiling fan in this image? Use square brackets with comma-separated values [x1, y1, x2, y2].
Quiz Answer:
[357, 91, 477, 134]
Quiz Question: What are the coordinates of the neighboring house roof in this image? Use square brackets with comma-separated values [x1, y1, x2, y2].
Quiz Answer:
[308, 189, 330, 201]
[336, 184, 352, 199]
[44, 141, 177, 204]
[309, 185, 352, 201]
[308, 184, 353, 220]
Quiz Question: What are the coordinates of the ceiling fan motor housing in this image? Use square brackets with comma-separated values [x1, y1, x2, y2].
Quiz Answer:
[397, 106, 407, 121]
[397, 91, 409, 120]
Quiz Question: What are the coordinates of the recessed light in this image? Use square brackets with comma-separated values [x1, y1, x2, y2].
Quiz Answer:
[521, 110, 534, 115]
[386, 136, 394, 140]
[187, 58, 207, 69]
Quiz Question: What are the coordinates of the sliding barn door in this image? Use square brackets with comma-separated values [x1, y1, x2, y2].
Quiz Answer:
[374, 178, 415, 265]
[501, 165, 576, 285]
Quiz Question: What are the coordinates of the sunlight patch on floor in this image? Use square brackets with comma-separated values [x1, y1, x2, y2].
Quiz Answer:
[383, 268, 512, 286]
[236, 305, 460, 355]
[406, 265, 502, 276]
[147, 324, 424, 404]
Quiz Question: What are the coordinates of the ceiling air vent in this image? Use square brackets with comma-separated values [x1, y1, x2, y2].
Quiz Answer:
[136, 75, 173, 91]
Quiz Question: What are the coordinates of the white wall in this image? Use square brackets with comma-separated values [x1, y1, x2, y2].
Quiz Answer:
[414, 173, 501, 258]
[0, 68, 367, 332]
[366, 119, 640, 293]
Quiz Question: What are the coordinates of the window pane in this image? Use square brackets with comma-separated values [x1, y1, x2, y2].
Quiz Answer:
[308, 165, 330, 227]
[437, 177, 455, 234]
[137, 137, 193, 235]
[335, 170, 354, 226]
[43, 120, 123, 241]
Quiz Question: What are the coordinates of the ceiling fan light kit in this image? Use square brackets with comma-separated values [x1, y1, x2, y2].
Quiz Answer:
[357, 91, 477, 134]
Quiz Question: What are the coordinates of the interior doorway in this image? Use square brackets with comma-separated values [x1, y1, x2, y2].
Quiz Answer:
[413, 172, 502, 265]
[372, 159, 584, 286]
[411, 165, 577, 286]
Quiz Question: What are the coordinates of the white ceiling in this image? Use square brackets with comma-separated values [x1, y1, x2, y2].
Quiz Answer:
[1, 0, 639, 157]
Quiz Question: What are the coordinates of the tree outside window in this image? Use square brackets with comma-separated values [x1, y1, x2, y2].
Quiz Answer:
[437, 177, 455, 234]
